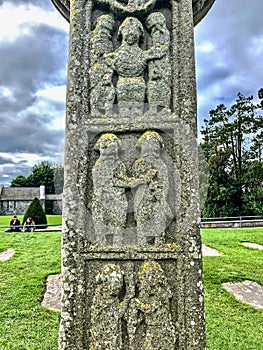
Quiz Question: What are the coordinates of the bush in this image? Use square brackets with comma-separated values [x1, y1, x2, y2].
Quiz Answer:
[23, 198, 47, 229]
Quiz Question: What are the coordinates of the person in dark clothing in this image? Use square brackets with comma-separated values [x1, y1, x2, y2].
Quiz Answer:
[5, 215, 21, 232]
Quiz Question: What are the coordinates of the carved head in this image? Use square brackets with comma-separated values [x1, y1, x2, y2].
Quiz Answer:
[95, 263, 124, 296]
[118, 17, 144, 45]
[139, 261, 170, 297]
[93, 14, 115, 34]
[137, 131, 163, 157]
[94, 133, 120, 152]
[146, 12, 166, 31]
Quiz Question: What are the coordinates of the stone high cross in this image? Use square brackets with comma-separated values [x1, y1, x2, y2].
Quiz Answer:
[52, 1, 216, 349]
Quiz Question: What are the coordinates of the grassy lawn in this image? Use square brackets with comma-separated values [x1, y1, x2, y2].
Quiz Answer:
[0, 219, 262, 349]
[0, 215, 62, 230]
[202, 228, 263, 350]
[0, 230, 61, 349]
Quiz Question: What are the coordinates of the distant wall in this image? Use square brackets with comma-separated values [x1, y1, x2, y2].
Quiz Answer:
[45, 199, 63, 215]
[0, 186, 63, 215]
[201, 219, 263, 229]
[0, 200, 32, 216]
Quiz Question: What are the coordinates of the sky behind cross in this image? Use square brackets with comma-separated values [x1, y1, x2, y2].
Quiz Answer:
[0, 0, 262, 186]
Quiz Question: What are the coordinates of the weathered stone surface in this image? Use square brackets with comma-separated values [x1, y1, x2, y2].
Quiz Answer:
[223, 280, 263, 309]
[202, 244, 222, 256]
[241, 242, 263, 250]
[0, 248, 15, 261]
[51, 0, 216, 26]
[41, 274, 62, 311]
[55, 0, 207, 349]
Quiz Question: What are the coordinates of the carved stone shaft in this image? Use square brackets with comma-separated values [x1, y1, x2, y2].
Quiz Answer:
[53, 0, 216, 349]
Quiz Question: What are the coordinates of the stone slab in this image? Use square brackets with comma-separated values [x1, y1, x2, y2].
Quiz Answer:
[241, 242, 263, 250]
[41, 274, 62, 311]
[223, 280, 263, 309]
[202, 244, 222, 256]
[0, 248, 15, 261]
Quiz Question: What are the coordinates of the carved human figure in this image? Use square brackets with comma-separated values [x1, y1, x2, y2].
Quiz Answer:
[106, 17, 165, 116]
[131, 131, 173, 245]
[127, 261, 176, 350]
[90, 15, 116, 117]
[91, 134, 128, 246]
[146, 12, 171, 115]
[90, 263, 134, 350]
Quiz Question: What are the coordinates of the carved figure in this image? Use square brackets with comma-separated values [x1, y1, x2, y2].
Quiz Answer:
[106, 17, 165, 116]
[146, 12, 171, 115]
[132, 131, 173, 245]
[90, 15, 115, 117]
[91, 134, 128, 246]
[127, 261, 176, 350]
[90, 263, 134, 350]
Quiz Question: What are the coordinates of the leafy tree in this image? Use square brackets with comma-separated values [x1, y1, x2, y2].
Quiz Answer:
[27, 161, 55, 194]
[23, 197, 47, 229]
[201, 91, 263, 217]
[11, 161, 59, 194]
[10, 175, 28, 187]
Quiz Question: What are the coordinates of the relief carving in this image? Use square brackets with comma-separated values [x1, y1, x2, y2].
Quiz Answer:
[127, 261, 176, 349]
[131, 132, 173, 245]
[95, 0, 157, 15]
[107, 17, 165, 116]
[90, 14, 171, 117]
[146, 12, 171, 115]
[90, 15, 116, 117]
[91, 132, 173, 246]
[90, 263, 134, 350]
[90, 262, 176, 350]
[91, 134, 128, 246]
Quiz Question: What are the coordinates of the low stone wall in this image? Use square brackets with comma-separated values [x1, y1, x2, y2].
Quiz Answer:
[45, 199, 62, 215]
[0, 200, 32, 216]
[0, 199, 62, 215]
[201, 220, 263, 229]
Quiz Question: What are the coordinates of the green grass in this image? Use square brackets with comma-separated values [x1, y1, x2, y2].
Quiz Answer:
[0, 223, 262, 349]
[0, 215, 62, 231]
[0, 230, 61, 349]
[202, 227, 263, 350]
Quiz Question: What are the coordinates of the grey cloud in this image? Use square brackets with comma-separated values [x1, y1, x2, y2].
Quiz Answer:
[0, 23, 68, 95]
[195, 0, 263, 124]
[0, 156, 16, 165]
[0, 164, 32, 186]
[0, 110, 65, 155]
[0, 0, 53, 10]
[0, 21, 67, 159]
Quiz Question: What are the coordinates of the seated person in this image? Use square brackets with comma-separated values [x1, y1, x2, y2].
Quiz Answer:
[5, 215, 21, 232]
[23, 218, 35, 232]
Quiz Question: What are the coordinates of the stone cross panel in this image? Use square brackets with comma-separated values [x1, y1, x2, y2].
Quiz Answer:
[52, 0, 216, 349]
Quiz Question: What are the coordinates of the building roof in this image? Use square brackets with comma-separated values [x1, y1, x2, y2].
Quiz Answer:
[0, 187, 40, 200]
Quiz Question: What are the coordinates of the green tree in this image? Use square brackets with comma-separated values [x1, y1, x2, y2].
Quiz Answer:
[201, 91, 263, 217]
[23, 197, 47, 229]
[10, 175, 28, 187]
[27, 161, 55, 194]
[11, 161, 56, 194]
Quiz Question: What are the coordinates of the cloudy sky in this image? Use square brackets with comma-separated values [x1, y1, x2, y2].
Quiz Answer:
[0, 0, 262, 186]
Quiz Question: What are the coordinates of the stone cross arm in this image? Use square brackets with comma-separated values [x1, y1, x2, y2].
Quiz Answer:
[51, 0, 216, 26]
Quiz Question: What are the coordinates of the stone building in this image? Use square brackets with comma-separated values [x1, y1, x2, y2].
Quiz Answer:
[0, 185, 62, 215]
